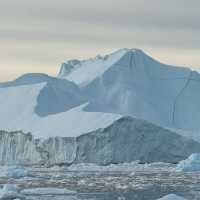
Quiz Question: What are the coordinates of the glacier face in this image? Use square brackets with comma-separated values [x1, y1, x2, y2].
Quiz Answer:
[0, 117, 200, 166]
[0, 131, 46, 165]
[75, 117, 200, 165]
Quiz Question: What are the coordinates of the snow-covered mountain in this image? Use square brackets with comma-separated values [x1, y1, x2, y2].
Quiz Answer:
[59, 48, 200, 134]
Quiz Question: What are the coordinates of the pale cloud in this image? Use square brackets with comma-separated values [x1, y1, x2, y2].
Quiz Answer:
[0, 0, 199, 81]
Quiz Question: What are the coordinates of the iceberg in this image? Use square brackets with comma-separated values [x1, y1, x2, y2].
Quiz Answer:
[157, 194, 187, 200]
[0, 165, 28, 178]
[1, 48, 200, 166]
[1, 49, 200, 140]
[0, 117, 200, 166]
[176, 153, 200, 172]
[0, 184, 25, 200]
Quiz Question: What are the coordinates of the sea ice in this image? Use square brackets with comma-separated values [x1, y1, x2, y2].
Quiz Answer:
[157, 194, 187, 200]
[0, 166, 29, 178]
[21, 187, 76, 195]
[176, 153, 200, 172]
[0, 184, 25, 200]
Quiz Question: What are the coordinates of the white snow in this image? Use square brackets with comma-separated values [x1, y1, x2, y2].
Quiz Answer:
[157, 194, 187, 200]
[59, 49, 128, 86]
[176, 153, 200, 172]
[0, 166, 29, 178]
[0, 83, 121, 138]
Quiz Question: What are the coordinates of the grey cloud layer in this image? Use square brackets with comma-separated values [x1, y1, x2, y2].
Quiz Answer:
[0, 0, 199, 80]
[1, 0, 199, 30]
[0, 0, 199, 47]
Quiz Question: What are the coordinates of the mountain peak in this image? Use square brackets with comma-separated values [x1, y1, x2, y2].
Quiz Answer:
[57, 48, 191, 87]
[58, 48, 129, 86]
[58, 48, 148, 84]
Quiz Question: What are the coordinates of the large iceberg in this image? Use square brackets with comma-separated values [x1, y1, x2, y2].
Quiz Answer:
[0, 117, 200, 166]
[1, 49, 200, 141]
[1, 48, 200, 166]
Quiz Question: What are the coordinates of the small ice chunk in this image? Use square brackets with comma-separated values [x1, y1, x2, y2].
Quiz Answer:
[0, 184, 25, 200]
[176, 153, 200, 172]
[0, 166, 29, 178]
[157, 194, 187, 200]
[22, 187, 76, 195]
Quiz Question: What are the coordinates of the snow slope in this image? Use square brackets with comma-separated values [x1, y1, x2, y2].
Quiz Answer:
[0, 78, 121, 138]
[58, 49, 128, 86]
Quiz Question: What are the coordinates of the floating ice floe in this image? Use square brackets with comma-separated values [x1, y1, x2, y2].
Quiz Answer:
[176, 153, 200, 172]
[0, 184, 25, 200]
[66, 162, 173, 172]
[21, 187, 76, 195]
[0, 166, 29, 178]
[157, 194, 187, 200]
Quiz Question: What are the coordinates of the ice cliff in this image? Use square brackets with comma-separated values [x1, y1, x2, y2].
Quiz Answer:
[0, 117, 200, 166]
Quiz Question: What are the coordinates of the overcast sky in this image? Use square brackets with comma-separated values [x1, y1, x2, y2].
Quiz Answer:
[0, 0, 200, 81]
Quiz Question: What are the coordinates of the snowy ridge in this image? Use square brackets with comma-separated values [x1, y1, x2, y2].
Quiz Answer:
[58, 48, 190, 86]
[58, 48, 129, 86]
[0, 73, 51, 87]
